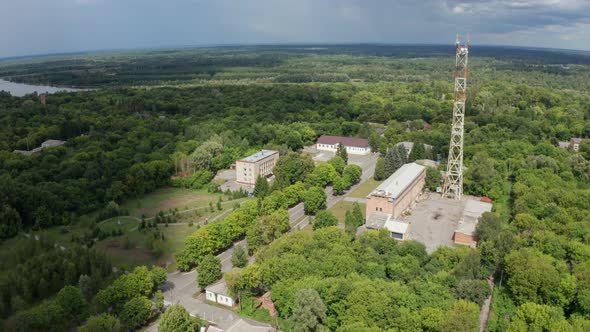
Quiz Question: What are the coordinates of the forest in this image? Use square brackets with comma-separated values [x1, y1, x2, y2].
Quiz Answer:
[0, 44, 590, 331]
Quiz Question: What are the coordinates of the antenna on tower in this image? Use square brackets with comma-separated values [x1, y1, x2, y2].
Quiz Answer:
[442, 34, 469, 200]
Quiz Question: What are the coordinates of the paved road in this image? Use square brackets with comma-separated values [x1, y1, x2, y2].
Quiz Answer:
[162, 153, 378, 329]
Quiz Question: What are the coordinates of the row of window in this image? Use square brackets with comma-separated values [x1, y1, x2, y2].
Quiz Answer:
[317, 143, 367, 151]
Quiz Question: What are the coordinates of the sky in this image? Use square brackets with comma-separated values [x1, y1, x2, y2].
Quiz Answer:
[2, 0, 590, 58]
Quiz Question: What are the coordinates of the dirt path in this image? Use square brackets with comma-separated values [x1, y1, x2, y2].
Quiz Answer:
[479, 276, 495, 332]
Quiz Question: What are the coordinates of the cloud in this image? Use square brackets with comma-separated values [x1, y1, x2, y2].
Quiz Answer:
[0, 0, 589, 57]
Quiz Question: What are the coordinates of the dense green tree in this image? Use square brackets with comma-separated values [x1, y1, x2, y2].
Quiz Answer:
[306, 163, 338, 188]
[408, 142, 427, 162]
[55, 286, 87, 323]
[231, 245, 248, 268]
[78, 314, 121, 332]
[328, 156, 346, 174]
[120, 296, 153, 330]
[254, 175, 270, 198]
[507, 302, 568, 331]
[197, 254, 222, 289]
[332, 175, 349, 195]
[289, 289, 327, 332]
[475, 212, 502, 243]
[384, 145, 407, 177]
[274, 152, 315, 189]
[303, 187, 327, 215]
[454, 279, 491, 305]
[246, 209, 289, 253]
[313, 210, 338, 230]
[441, 300, 480, 332]
[336, 143, 348, 164]
[159, 304, 196, 332]
[374, 157, 386, 181]
[424, 166, 441, 191]
[343, 164, 362, 184]
[0, 204, 22, 239]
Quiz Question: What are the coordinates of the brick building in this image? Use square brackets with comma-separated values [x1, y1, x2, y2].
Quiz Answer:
[453, 199, 493, 247]
[366, 162, 426, 221]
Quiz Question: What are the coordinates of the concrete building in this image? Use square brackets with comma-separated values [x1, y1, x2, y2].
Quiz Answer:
[12, 139, 65, 156]
[453, 199, 493, 247]
[202, 319, 272, 332]
[41, 139, 65, 149]
[236, 150, 279, 185]
[366, 212, 410, 240]
[570, 138, 583, 152]
[316, 135, 371, 155]
[205, 281, 235, 307]
[366, 162, 426, 221]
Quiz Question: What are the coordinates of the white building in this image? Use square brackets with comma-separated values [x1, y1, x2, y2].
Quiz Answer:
[205, 281, 235, 307]
[316, 135, 371, 155]
[365, 212, 410, 240]
[236, 150, 279, 185]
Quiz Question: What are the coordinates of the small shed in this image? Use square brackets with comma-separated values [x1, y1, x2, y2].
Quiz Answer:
[205, 281, 235, 307]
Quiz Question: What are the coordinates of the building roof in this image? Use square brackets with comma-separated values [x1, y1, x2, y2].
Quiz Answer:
[316, 135, 369, 148]
[456, 199, 493, 235]
[42, 139, 65, 147]
[571, 138, 582, 144]
[239, 150, 278, 163]
[205, 280, 231, 297]
[366, 212, 389, 229]
[384, 218, 409, 234]
[370, 163, 426, 200]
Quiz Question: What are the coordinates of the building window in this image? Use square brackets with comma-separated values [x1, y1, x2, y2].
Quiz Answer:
[391, 232, 403, 240]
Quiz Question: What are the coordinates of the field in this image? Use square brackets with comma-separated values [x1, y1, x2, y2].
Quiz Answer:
[346, 178, 382, 198]
[0, 187, 249, 272]
[120, 187, 233, 218]
[328, 200, 366, 224]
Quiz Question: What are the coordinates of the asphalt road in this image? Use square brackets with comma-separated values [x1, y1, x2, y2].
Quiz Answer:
[162, 153, 378, 328]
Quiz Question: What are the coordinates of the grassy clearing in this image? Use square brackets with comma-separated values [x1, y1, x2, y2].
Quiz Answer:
[120, 187, 229, 218]
[2, 188, 249, 271]
[347, 178, 382, 198]
[328, 201, 366, 224]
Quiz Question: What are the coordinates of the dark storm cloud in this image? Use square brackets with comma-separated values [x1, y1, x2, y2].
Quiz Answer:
[1, 0, 589, 58]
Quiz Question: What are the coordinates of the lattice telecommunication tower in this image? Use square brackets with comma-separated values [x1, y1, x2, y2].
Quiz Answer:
[442, 34, 469, 200]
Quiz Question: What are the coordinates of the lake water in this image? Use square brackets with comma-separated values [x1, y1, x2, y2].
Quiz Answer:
[0, 79, 84, 97]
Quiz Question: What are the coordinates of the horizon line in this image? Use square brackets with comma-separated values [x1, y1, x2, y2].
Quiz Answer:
[1, 42, 589, 62]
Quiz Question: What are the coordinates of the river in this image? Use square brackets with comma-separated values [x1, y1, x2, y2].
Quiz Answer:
[0, 78, 85, 97]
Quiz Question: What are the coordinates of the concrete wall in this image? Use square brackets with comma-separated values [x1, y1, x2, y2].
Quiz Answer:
[365, 170, 426, 220]
[205, 291, 235, 307]
[316, 143, 371, 155]
[236, 153, 279, 185]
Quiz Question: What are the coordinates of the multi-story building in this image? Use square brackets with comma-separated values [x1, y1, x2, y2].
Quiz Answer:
[366, 163, 426, 220]
[236, 150, 279, 185]
[316, 135, 371, 155]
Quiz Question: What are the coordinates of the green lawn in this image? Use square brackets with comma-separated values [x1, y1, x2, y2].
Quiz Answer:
[347, 178, 382, 198]
[2, 188, 249, 272]
[328, 201, 366, 224]
[120, 187, 230, 218]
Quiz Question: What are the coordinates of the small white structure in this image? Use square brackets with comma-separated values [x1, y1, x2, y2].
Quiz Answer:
[316, 135, 371, 155]
[205, 281, 235, 307]
[366, 212, 410, 240]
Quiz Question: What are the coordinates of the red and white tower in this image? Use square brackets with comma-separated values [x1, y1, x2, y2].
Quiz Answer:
[442, 34, 469, 200]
